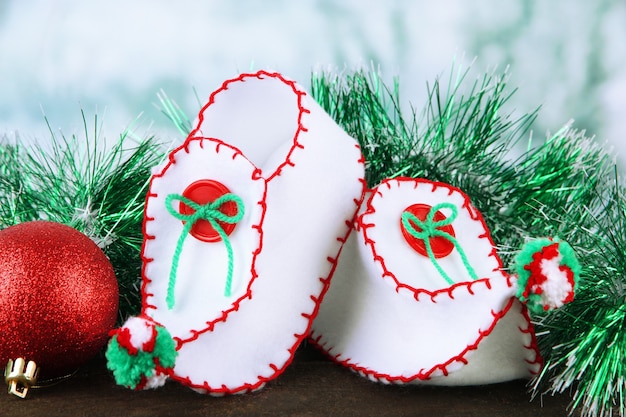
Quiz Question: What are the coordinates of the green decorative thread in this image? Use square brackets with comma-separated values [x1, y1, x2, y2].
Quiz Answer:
[401, 202, 478, 285]
[165, 193, 245, 309]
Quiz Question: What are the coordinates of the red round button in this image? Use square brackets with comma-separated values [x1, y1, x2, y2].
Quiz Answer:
[179, 180, 240, 242]
[400, 203, 456, 258]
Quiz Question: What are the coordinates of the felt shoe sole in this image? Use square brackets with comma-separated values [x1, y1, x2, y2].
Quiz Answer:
[311, 177, 541, 385]
[141, 71, 365, 394]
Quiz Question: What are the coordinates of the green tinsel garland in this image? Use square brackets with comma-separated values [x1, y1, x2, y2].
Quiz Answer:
[0, 112, 164, 321]
[311, 67, 620, 417]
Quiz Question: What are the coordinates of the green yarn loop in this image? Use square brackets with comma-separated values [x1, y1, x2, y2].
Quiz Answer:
[401, 202, 478, 285]
[165, 193, 245, 310]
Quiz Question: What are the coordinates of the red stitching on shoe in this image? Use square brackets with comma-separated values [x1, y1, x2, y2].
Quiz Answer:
[187, 71, 310, 184]
[359, 177, 509, 298]
[170, 146, 364, 395]
[140, 137, 265, 338]
[142, 71, 367, 395]
[519, 303, 542, 372]
[309, 176, 543, 383]
[310, 297, 540, 383]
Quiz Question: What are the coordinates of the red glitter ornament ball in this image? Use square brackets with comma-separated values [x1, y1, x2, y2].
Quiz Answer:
[0, 221, 119, 379]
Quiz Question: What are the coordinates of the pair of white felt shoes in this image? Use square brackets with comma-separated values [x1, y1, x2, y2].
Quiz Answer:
[106, 71, 580, 393]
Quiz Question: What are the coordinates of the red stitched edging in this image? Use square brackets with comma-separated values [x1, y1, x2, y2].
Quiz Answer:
[310, 296, 540, 383]
[519, 303, 542, 373]
[359, 177, 512, 299]
[188, 70, 310, 182]
[144, 71, 367, 394]
[170, 188, 364, 394]
[167, 149, 366, 395]
[143, 71, 300, 328]
[308, 176, 542, 382]
[140, 137, 265, 345]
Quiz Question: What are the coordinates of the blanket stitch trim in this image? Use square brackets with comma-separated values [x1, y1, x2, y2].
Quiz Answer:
[143, 70, 367, 394]
[309, 176, 542, 382]
[310, 297, 541, 383]
[188, 70, 311, 182]
[141, 136, 265, 347]
[359, 177, 512, 297]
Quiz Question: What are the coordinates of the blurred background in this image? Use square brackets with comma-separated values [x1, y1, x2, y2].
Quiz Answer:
[0, 0, 624, 164]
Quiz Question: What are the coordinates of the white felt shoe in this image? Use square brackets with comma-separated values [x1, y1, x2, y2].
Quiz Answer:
[311, 177, 542, 385]
[138, 71, 365, 393]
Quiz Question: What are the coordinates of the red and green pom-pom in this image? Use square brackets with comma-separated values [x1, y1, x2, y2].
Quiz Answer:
[513, 238, 581, 314]
[105, 316, 178, 390]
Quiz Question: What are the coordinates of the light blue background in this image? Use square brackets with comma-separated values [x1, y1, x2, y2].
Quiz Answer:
[1, 1, 624, 164]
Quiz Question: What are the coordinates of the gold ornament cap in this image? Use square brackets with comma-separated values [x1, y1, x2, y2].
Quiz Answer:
[4, 358, 39, 398]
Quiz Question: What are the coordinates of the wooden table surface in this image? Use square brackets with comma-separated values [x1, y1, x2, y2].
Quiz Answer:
[0, 344, 576, 417]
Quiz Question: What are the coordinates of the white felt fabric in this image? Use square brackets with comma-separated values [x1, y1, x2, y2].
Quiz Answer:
[141, 71, 365, 393]
[144, 139, 265, 342]
[360, 180, 502, 292]
[311, 178, 540, 385]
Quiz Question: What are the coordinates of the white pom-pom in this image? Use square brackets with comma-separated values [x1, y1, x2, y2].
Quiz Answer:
[119, 316, 158, 351]
[536, 254, 574, 310]
[142, 369, 170, 389]
[514, 238, 581, 314]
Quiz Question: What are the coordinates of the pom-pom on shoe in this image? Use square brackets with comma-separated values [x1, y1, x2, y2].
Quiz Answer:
[106, 316, 177, 390]
[311, 177, 578, 385]
[513, 237, 580, 314]
[107, 71, 365, 394]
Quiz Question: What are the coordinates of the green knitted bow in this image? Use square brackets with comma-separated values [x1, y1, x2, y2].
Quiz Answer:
[165, 193, 245, 309]
[401, 202, 478, 285]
